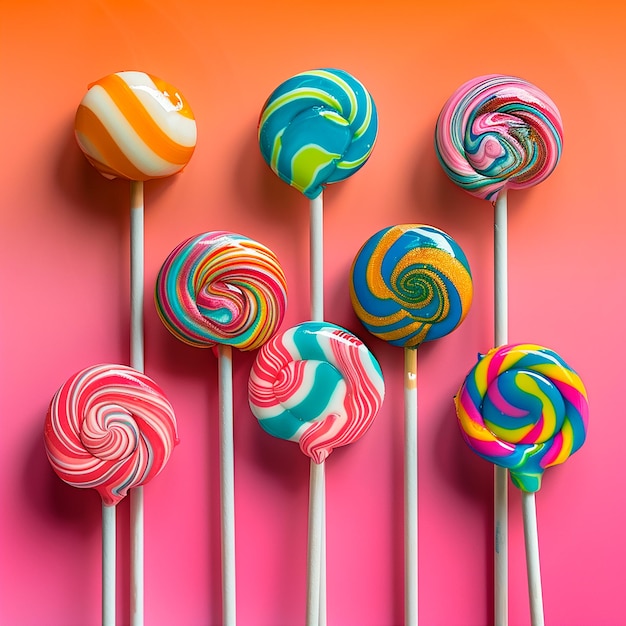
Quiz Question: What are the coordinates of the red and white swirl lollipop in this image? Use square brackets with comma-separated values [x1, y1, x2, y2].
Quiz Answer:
[45, 363, 178, 504]
[44, 363, 178, 626]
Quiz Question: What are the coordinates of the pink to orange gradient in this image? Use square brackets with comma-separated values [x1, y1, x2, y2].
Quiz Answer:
[1, 1, 624, 624]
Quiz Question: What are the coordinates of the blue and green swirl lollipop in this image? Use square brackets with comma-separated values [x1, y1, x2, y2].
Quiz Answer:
[258, 68, 378, 199]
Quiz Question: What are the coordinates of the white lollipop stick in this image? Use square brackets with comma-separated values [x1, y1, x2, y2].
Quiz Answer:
[102, 503, 116, 626]
[218, 344, 236, 626]
[522, 492, 544, 626]
[306, 460, 325, 626]
[129, 180, 145, 626]
[404, 347, 418, 626]
[494, 189, 508, 626]
[307, 192, 326, 626]
[495, 189, 543, 625]
[310, 194, 324, 321]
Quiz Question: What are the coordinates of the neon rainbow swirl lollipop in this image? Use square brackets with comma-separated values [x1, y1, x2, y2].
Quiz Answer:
[248, 321, 385, 463]
[155, 231, 287, 351]
[75, 70, 197, 181]
[456, 343, 588, 623]
[155, 230, 286, 626]
[258, 68, 378, 199]
[44, 363, 178, 507]
[350, 224, 473, 348]
[455, 343, 588, 492]
[434, 74, 563, 201]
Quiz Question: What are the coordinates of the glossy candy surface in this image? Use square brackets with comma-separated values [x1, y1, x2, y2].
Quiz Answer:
[75, 70, 197, 181]
[44, 364, 179, 507]
[258, 68, 378, 199]
[350, 224, 473, 348]
[455, 343, 588, 492]
[155, 231, 287, 351]
[435, 74, 563, 201]
[248, 321, 385, 463]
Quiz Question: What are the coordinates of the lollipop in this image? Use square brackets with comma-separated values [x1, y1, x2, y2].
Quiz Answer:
[350, 224, 473, 348]
[455, 343, 588, 492]
[249, 320, 384, 625]
[75, 70, 196, 625]
[75, 70, 197, 181]
[155, 231, 287, 351]
[249, 321, 385, 463]
[44, 363, 178, 626]
[45, 363, 178, 505]
[258, 68, 378, 199]
[155, 231, 287, 626]
[434, 74, 563, 202]
[350, 224, 472, 626]
[456, 343, 588, 624]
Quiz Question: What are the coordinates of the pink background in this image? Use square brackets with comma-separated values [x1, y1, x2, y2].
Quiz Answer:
[1, 1, 624, 624]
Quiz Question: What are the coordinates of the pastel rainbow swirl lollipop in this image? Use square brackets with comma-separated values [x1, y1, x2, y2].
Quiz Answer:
[434, 74, 563, 201]
[248, 321, 385, 463]
[44, 364, 179, 507]
[455, 343, 588, 492]
[258, 68, 378, 199]
[350, 224, 473, 348]
[155, 231, 287, 351]
[75, 70, 197, 181]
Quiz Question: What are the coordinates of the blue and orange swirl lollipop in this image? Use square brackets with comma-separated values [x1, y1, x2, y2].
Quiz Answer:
[350, 224, 472, 625]
[455, 343, 588, 492]
[258, 68, 378, 199]
[350, 224, 473, 348]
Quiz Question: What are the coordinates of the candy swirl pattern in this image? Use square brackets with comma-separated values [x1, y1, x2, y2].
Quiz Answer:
[258, 68, 378, 199]
[44, 364, 179, 507]
[350, 225, 473, 348]
[155, 231, 287, 351]
[434, 74, 563, 201]
[75, 71, 197, 181]
[248, 321, 385, 463]
[455, 344, 588, 492]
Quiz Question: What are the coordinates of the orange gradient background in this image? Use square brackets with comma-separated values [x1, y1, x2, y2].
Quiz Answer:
[1, 1, 624, 624]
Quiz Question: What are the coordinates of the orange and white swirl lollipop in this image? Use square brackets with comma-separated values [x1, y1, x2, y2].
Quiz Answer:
[75, 71, 197, 181]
